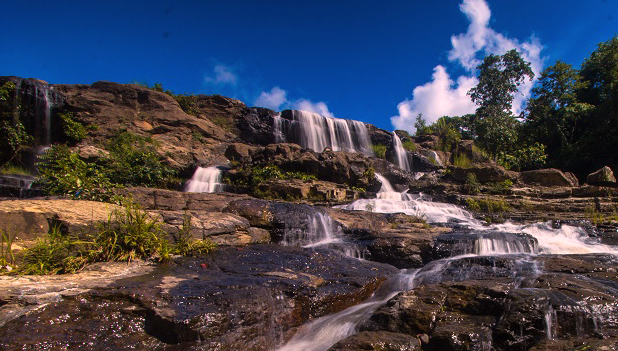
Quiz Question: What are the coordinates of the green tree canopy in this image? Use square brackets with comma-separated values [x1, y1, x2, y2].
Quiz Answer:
[468, 49, 535, 159]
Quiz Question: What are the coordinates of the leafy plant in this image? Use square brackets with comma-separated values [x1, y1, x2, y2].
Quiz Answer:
[58, 112, 88, 143]
[462, 173, 481, 195]
[171, 212, 216, 256]
[174, 94, 200, 116]
[371, 144, 387, 159]
[465, 197, 510, 213]
[402, 140, 417, 152]
[0, 121, 33, 168]
[93, 201, 168, 262]
[37, 145, 117, 202]
[21, 225, 89, 275]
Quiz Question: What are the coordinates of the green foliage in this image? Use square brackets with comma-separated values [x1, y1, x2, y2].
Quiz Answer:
[174, 94, 200, 116]
[502, 142, 547, 171]
[93, 201, 168, 262]
[171, 212, 217, 256]
[0, 163, 31, 175]
[468, 49, 534, 160]
[363, 167, 375, 183]
[402, 140, 417, 152]
[0, 121, 33, 166]
[453, 153, 473, 168]
[414, 114, 432, 136]
[225, 164, 317, 188]
[0, 229, 16, 268]
[372, 144, 387, 159]
[462, 173, 481, 195]
[432, 117, 462, 151]
[0, 81, 15, 102]
[21, 226, 89, 275]
[37, 145, 118, 202]
[488, 179, 513, 194]
[58, 112, 88, 143]
[465, 197, 510, 213]
[103, 132, 178, 188]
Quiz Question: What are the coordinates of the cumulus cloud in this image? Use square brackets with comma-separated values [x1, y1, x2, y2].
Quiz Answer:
[392, 66, 478, 131]
[293, 99, 335, 118]
[254, 86, 287, 110]
[205, 64, 238, 85]
[391, 0, 544, 133]
[253, 86, 336, 118]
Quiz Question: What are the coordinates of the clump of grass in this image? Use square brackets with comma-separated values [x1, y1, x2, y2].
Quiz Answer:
[171, 212, 216, 257]
[0, 229, 16, 269]
[453, 153, 473, 168]
[21, 225, 90, 275]
[93, 201, 169, 262]
[371, 144, 387, 159]
[402, 140, 417, 152]
[465, 197, 511, 214]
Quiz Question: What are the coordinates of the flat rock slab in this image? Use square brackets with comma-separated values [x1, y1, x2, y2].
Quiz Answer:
[0, 244, 398, 351]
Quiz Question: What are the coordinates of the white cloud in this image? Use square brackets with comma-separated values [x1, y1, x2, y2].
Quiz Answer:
[254, 86, 287, 110]
[293, 99, 335, 118]
[391, 66, 478, 130]
[253, 86, 336, 118]
[392, 0, 544, 133]
[205, 64, 238, 85]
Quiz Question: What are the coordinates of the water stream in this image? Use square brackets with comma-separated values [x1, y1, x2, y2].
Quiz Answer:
[274, 110, 374, 156]
[276, 174, 618, 351]
[184, 166, 226, 193]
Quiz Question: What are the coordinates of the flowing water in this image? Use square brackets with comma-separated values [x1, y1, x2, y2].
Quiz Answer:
[276, 174, 618, 351]
[392, 132, 411, 172]
[273, 110, 373, 156]
[184, 166, 226, 193]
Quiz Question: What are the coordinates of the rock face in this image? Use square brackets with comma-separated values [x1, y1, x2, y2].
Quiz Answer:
[587, 166, 616, 185]
[0, 245, 397, 351]
[450, 164, 512, 183]
[520, 168, 580, 187]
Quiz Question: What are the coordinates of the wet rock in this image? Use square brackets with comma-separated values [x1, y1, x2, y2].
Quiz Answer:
[238, 107, 278, 145]
[328, 331, 421, 351]
[0, 245, 397, 351]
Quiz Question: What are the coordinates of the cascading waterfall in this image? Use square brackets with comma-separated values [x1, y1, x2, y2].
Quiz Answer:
[392, 132, 411, 172]
[277, 173, 618, 351]
[184, 166, 226, 193]
[274, 110, 374, 156]
[281, 209, 366, 259]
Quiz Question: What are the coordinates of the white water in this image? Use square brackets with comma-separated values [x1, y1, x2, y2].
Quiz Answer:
[184, 166, 225, 193]
[392, 132, 411, 172]
[274, 110, 374, 156]
[282, 211, 365, 259]
[277, 174, 618, 350]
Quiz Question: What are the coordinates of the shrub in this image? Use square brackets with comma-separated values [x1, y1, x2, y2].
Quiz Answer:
[466, 197, 510, 213]
[98, 132, 178, 188]
[462, 173, 481, 195]
[402, 140, 417, 152]
[371, 144, 387, 159]
[58, 112, 88, 143]
[37, 145, 117, 202]
[174, 94, 200, 116]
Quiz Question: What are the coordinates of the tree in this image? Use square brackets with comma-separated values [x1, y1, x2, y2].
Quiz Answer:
[468, 49, 535, 159]
[523, 61, 591, 160]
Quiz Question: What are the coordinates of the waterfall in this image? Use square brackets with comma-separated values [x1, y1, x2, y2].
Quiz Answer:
[392, 132, 411, 172]
[274, 110, 374, 156]
[281, 209, 366, 259]
[184, 166, 225, 193]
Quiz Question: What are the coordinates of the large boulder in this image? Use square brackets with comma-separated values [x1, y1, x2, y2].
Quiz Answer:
[450, 164, 512, 183]
[520, 168, 579, 187]
[587, 166, 616, 185]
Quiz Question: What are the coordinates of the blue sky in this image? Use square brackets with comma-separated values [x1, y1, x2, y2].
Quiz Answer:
[1, 0, 617, 132]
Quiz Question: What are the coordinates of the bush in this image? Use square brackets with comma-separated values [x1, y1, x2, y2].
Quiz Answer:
[103, 132, 178, 188]
[402, 140, 417, 152]
[21, 226, 89, 275]
[371, 144, 387, 159]
[462, 173, 481, 195]
[37, 145, 117, 202]
[453, 153, 473, 168]
[465, 197, 510, 213]
[225, 164, 317, 188]
[58, 112, 88, 143]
